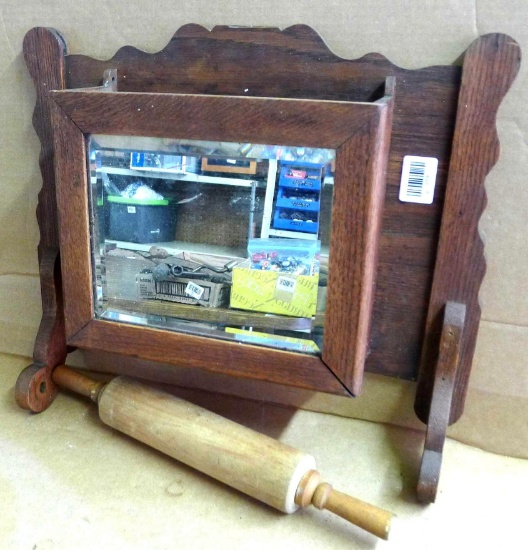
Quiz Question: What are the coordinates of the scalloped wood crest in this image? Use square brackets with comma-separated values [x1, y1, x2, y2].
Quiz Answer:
[68, 23, 398, 68]
[63, 24, 406, 100]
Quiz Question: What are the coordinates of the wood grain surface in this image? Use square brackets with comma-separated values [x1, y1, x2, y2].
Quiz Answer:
[51, 366, 392, 538]
[23, 28, 68, 370]
[50, 99, 94, 338]
[51, 90, 377, 148]
[98, 375, 316, 513]
[323, 102, 393, 394]
[69, 320, 349, 395]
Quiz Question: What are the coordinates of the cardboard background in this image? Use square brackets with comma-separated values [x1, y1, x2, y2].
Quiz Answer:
[1, 0, 527, 457]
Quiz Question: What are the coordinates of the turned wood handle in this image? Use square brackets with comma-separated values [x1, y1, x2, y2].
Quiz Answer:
[313, 483, 392, 540]
[295, 471, 392, 540]
[52, 364, 106, 402]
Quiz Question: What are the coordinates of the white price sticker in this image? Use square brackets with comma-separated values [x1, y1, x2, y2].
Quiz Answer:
[399, 155, 438, 204]
[185, 281, 205, 300]
[276, 276, 297, 294]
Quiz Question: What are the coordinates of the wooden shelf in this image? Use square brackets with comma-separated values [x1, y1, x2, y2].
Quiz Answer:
[104, 239, 248, 261]
[98, 166, 261, 188]
[107, 298, 325, 330]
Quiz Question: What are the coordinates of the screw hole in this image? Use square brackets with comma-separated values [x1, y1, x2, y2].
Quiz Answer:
[39, 381, 47, 394]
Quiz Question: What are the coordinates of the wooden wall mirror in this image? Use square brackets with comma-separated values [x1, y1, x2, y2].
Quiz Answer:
[16, 25, 520, 502]
[50, 88, 393, 397]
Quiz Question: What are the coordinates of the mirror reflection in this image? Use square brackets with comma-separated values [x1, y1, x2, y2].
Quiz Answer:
[89, 135, 335, 354]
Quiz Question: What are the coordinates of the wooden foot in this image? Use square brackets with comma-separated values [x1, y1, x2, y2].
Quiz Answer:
[15, 364, 59, 413]
[417, 302, 466, 503]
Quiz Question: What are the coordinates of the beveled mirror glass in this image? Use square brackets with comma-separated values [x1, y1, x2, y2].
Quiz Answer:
[89, 135, 335, 354]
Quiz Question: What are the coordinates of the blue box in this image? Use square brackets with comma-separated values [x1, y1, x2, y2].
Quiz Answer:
[278, 162, 324, 191]
[275, 187, 320, 212]
[272, 210, 319, 234]
[279, 173, 322, 191]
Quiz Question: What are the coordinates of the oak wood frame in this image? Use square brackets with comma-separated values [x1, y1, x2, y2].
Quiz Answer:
[49, 89, 393, 396]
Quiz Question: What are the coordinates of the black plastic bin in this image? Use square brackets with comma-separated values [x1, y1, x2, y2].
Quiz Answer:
[107, 196, 176, 244]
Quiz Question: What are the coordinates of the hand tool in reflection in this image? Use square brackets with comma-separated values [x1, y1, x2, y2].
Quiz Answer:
[51, 365, 393, 540]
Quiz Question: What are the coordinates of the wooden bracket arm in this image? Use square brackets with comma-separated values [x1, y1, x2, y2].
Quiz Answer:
[15, 28, 70, 413]
[415, 34, 521, 426]
[417, 301, 466, 503]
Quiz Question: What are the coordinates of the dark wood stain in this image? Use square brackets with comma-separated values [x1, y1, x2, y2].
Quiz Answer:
[415, 34, 521, 423]
[50, 88, 391, 396]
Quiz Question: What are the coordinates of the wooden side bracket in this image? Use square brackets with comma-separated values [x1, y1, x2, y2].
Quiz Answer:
[415, 34, 521, 425]
[15, 28, 69, 412]
[417, 301, 466, 503]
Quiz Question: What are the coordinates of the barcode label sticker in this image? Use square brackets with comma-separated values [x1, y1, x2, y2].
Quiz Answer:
[274, 276, 297, 303]
[277, 276, 297, 293]
[185, 281, 205, 300]
[399, 156, 438, 204]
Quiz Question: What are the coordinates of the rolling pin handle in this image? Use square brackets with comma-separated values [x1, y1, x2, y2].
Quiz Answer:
[295, 470, 392, 540]
[51, 365, 106, 403]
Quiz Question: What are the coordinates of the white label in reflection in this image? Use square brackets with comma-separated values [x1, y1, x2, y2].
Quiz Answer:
[276, 276, 296, 293]
[185, 281, 205, 300]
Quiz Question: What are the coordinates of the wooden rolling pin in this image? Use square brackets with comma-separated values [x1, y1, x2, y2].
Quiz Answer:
[52, 365, 393, 539]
